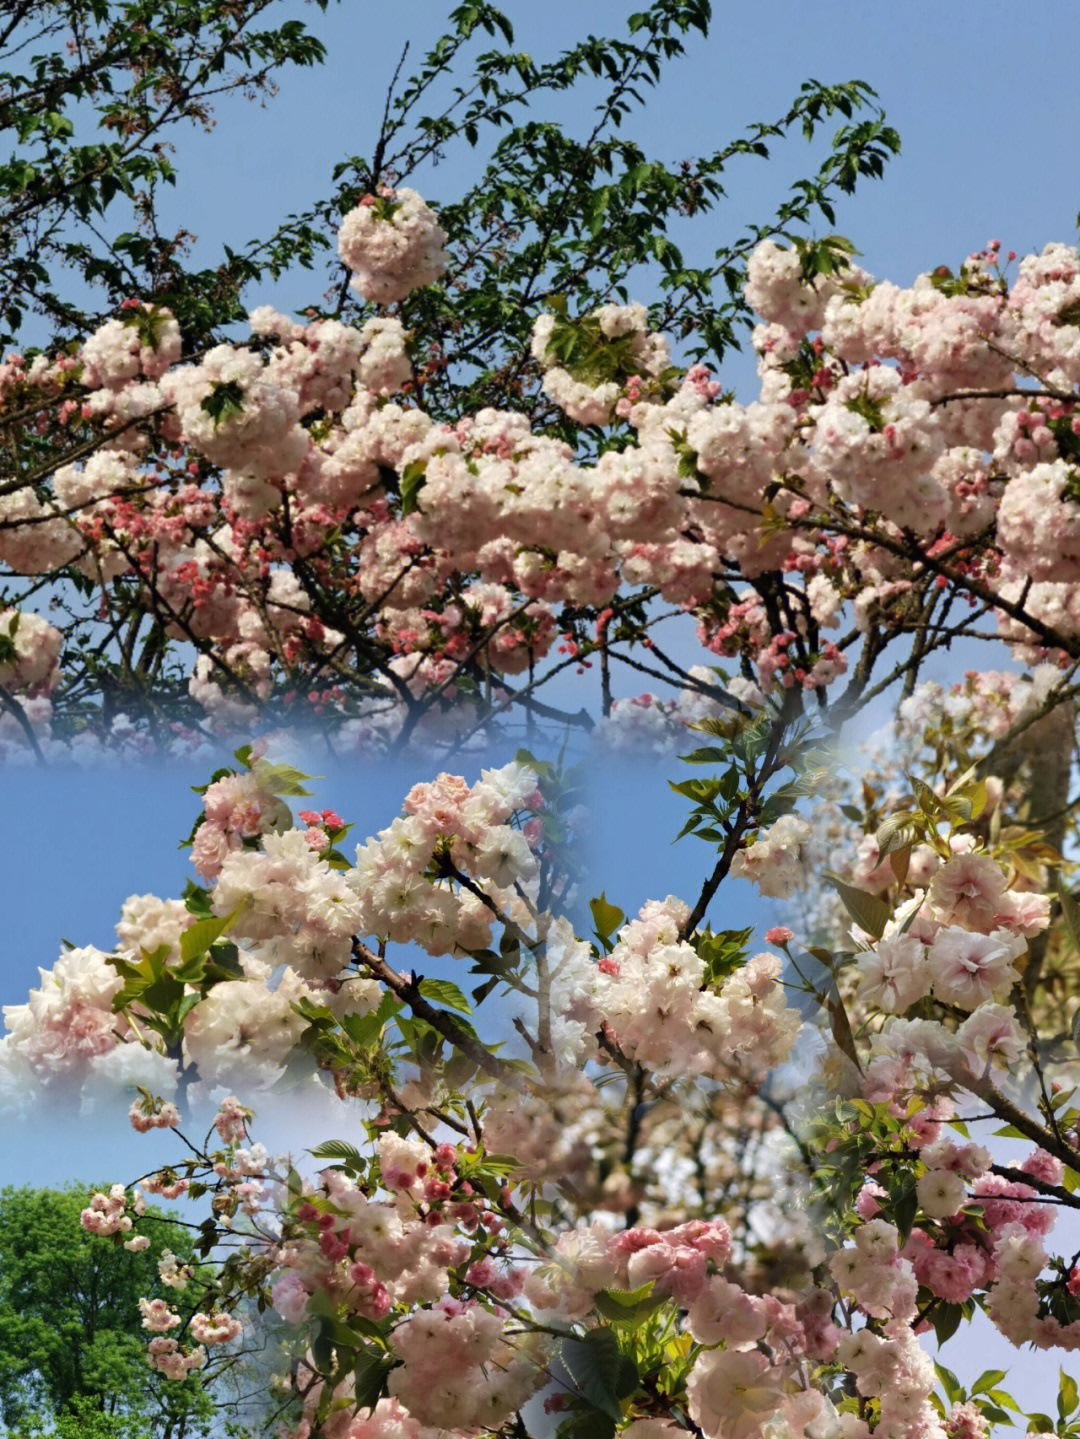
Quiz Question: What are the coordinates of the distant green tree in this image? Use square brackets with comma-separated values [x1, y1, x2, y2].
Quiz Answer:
[0, 1185, 215, 1438]
[10, 1393, 151, 1437]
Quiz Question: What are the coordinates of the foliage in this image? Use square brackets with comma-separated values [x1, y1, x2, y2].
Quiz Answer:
[0, 0, 338, 350]
[0, 1186, 213, 1436]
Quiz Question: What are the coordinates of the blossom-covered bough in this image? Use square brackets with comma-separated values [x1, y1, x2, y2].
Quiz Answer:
[7, 648, 1080, 1439]
[7, 213, 1080, 770]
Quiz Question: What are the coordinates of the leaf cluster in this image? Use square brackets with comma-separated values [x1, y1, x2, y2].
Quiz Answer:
[0, 1185, 210, 1435]
[0, 0, 336, 347]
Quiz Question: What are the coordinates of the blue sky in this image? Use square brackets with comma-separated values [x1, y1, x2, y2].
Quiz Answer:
[5, 0, 1080, 1407]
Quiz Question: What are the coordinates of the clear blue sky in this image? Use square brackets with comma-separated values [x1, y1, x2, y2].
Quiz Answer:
[5, 0, 1080, 1405]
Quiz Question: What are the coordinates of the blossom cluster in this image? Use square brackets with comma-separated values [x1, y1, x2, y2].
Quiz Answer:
[7, 198, 1080, 754]
[589, 896, 802, 1080]
[338, 188, 449, 305]
[101, 1110, 855, 1439]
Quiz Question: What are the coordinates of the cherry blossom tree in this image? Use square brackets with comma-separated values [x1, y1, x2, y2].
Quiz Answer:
[0, 1, 902, 758]
[9, 4, 1080, 1439]
[2, 671, 1080, 1439]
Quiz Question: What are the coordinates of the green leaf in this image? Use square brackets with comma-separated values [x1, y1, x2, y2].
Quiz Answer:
[199, 380, 245, 425]
[203, 942, 244, 984]
[179, 910, 237, 965]
[934, 1362, 962, 1403]
[964, 778, 990, 821]
[891, 1179, 918, 1244]
[594, 1282, 666, 1327]
[876, 812, 917, 858]
[141, 974, 189, 1016]
[696, 925, 753, 987]
[416, 978, 473, 1014]
[823, 981, 863, 1075]
[474, 1152, 521, 1175]
[976, 1405, 1015, 1426]
[107, 944, 173, 1011]
[823, 873, 891, 939]
[182, 880, 214, 918]
[399, 459, 427, 517]
[175, 993, 203, 1028]
[1061, 1369, 1079, 1421]
[311, 1320, 334, 1375]
[589, 894, 625, 941]
[556, 1412, 617, 1439]
[560, 1328, 638, 1422]
[339, 991, 399, 1049]
[250, 759, 313, 796]
[911, 776, 943, 817]
[970, 1369, 1007, 1397]
[983, 1389, 1020, 1412]
[1028, 1414, 1057, 1433]
[472, 975, 501, 1004]
[309, 1140, 366, 1175]
[931, 1302, 963, 1347]
[668, 777, 721, 802]
[354, 1347, 394, 1410]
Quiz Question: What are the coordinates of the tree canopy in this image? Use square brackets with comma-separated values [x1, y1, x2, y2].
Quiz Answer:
[0, 1185, 215, 1438]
